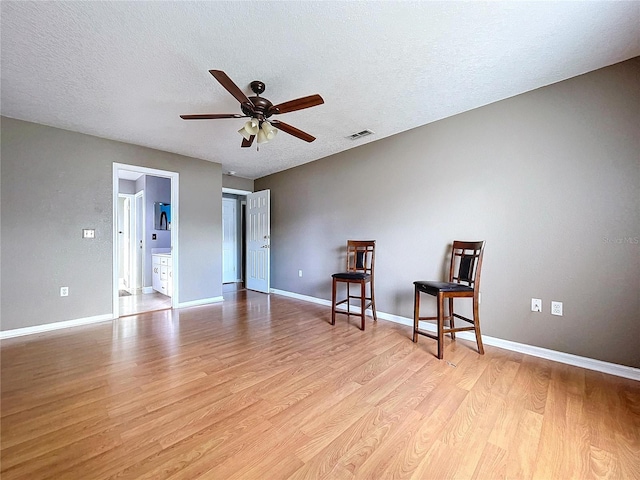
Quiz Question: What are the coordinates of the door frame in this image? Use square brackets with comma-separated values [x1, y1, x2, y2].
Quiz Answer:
[113, 163, 180, 318]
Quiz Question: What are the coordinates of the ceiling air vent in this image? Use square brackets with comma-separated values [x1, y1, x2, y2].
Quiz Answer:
[346, 129, 374, 140]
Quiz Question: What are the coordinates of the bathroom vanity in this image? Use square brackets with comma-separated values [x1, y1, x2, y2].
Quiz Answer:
[152, 253, 172, 297]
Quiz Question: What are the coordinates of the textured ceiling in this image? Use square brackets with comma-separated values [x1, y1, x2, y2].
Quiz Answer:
[1, 1, 638, 179]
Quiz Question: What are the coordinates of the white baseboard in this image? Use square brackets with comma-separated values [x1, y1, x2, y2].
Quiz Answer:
[0, 314, 115, 339]
[142, 286, 154, 294]
[177, 296, 224, 309]
[270, 289, 640, 381]
[1, 295, 225, 339]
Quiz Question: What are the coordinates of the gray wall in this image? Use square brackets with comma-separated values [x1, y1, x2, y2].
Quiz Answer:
[222, 174, 253, 192]
[256, 58, 640, 368]
[118, 179, 136, 195]
[1, 117, 223, 331]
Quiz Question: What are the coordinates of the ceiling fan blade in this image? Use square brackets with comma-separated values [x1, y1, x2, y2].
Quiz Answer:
[271, 94, 324, 115]
[180, 113, 245, 120]
[270, 120, 316, 142]
[209, 70, 253, 106]
[241, 135, 255, 148]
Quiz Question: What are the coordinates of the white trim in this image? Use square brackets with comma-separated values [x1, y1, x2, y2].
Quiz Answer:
[270, 288, 377, 316]
[170, 171, 180, 308]
[177, 296, 224, 309]
[0, 314, 114, 339]
[270, 289, 640, 381]
[141, 286, 155, 294]
[271, 288, 331, 306]
[222, 187, 252, 196]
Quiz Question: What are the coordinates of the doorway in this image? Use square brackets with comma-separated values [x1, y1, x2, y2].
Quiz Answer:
[222, 192, 246, 291]
[113, 163, 179, 318]
[221, 188, 270, 296]
[222, 189, 251, 298]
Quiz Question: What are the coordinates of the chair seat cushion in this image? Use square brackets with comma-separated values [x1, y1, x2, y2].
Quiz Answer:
[414, 281, 473, 294]
[332, 272, 370, 281]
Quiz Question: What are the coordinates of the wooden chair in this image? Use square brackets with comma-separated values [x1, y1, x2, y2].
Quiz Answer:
[331, 240, 377, 330]
[413, 240, 485, 359]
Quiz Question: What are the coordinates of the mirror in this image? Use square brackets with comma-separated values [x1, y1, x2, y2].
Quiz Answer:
[154, 202, 171, 230]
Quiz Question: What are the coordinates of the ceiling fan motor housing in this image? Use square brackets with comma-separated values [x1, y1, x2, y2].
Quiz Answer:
[244, 96, 278, 120]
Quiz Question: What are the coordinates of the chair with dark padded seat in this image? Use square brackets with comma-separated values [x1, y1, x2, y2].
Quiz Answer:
[331, 240, 377, 330]
[413, 240, 485, 359]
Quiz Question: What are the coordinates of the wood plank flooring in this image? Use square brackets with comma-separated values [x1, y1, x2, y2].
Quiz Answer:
[1, 289, 639, 479]
[119, 291, 171, 317]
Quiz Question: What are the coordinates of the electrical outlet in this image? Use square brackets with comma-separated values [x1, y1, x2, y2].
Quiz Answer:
[82, 229, 95, 239]
[531, 298, 542, 312]
[551, 301, 563, 316]
[60, 286, 69, 297]
[298, 270, 303, 277]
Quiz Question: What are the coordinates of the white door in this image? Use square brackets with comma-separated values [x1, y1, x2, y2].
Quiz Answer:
[246, 189, 270, 293]
[222, 197, 238, 283]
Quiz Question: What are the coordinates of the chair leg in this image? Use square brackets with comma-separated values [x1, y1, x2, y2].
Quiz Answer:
[360, 280, 366, 330]
[331, 278, 337, 325]
[473, 297, 484, 355]
[437, 293, 445, 359]
[448, 297, 456, 340]
[370, 280, 377, 321]
[346, 283, 350, 314]
[413, 287, 419, 342]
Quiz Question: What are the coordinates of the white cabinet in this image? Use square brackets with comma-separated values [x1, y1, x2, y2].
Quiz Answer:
[152, 254, 172, 297]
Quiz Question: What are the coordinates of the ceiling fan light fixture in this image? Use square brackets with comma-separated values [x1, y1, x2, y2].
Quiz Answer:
[257, 127, 269, 144]
[262, 121, 278, 141]
[238, 117, 260, 140]
[238, 127, 252, 141]
[247, 117, 260, 131]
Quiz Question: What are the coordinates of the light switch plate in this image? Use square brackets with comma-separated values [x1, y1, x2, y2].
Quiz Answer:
[531, 298, 542, 312]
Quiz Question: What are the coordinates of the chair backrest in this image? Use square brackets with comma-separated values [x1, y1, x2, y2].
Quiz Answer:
[448, 241, 485, 291]
[346, 240, 375, 277]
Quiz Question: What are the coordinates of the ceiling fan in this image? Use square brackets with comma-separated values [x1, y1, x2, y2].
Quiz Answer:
[181, 70, 324, 148]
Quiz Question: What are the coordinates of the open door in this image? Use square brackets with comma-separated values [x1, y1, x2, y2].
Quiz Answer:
[246, 189, 270, 293]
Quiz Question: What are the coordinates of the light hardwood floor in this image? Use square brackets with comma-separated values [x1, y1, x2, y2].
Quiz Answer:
[1, 290, 639, 479]
[119, 291, 172, 317]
